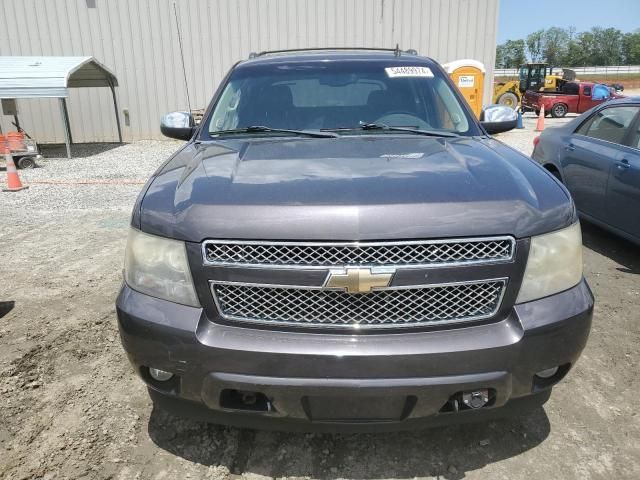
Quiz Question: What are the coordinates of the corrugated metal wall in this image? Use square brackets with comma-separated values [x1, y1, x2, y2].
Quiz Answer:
[0, 0, 499, 142]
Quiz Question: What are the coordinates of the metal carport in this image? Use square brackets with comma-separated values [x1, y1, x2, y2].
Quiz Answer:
[0, 56, 121, 159]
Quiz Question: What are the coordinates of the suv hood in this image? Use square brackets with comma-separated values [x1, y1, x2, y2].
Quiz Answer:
[139, 136, 575, 242]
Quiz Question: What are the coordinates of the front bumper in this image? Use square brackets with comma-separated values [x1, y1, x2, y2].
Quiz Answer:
[116, 279, 593, 432]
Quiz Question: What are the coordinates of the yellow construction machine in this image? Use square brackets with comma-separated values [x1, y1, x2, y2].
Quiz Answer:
[493, 63, 576, 109]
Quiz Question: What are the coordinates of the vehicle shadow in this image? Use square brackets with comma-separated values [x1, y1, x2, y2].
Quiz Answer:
[581, 221, 639, 274]
[148, 406, 551, 479]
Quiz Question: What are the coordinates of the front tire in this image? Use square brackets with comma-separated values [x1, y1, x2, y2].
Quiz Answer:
[497, 92, 519, 110]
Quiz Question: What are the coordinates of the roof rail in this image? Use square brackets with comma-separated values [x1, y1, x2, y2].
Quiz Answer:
[248, 46, 419, 59]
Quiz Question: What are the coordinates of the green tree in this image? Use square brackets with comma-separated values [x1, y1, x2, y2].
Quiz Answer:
[622, 30, 640, 64]
[543, 27, 570, 66]
[561, 27, 581, 66]
[495, 43, 506, 68]
[591, 27, 624, 65]
[496, 26, 640, 67]
[526, 30, 545, 62]
[573, 31, 597, 66]
[562, 40, 585, 66]
[495, 39, 526, 68]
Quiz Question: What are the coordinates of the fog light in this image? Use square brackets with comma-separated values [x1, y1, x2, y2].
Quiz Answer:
[149, 367, 173, 381]
[535, 367, 559, 379]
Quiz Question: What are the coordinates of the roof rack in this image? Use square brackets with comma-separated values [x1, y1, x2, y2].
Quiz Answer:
[248, 46, 418, 59]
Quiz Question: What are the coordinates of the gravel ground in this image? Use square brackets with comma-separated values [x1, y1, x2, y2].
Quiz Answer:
[496, 112, 573, 155]
[2, 141, 180, 223]
[1, 121, 639, 480]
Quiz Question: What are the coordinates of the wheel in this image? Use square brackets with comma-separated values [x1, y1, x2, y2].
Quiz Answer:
[551, 103, 568, 118]
[535, 109, 540, 117]
[497, 92, 519, 110]
[16, 156, 36, 169]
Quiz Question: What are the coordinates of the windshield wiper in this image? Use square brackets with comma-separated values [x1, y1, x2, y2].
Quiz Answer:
[211, 125, 339, 138]
[356, 122, 460, 138]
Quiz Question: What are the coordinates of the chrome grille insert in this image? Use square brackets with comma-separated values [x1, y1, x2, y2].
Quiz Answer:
[202, 237, 515, 268]
[211, 280, 506, 329]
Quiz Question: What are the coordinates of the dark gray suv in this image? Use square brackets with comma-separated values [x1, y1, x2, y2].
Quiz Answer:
[116, 49, 593, 432]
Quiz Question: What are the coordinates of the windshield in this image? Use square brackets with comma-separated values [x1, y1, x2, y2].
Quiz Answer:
[205, 61, 476, 137]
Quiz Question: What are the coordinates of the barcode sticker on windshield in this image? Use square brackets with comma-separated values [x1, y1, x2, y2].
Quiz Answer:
[385, 66, 434, 78]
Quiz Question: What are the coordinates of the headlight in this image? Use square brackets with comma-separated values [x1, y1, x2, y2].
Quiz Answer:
[124, 228, 200, 307]
[516, 222, 583, 304]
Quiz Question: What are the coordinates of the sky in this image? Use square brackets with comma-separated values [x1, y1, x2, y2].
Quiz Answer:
[498, 0, 640, 43]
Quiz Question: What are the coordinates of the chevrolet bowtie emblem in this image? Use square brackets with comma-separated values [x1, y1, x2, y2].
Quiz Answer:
[324, 268, 394, 294]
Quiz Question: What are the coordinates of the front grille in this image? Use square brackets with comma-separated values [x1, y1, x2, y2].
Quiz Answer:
[203, 238, 514, 268]
[211, 280, 506, 330]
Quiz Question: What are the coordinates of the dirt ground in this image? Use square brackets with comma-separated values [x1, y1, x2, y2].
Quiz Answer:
[1, 122, 639, 479]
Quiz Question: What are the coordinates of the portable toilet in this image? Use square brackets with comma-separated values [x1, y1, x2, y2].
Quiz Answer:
[442, 59, 486, 118]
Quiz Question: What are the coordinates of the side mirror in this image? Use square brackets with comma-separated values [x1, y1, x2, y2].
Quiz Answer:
[160, 111, 195, 140]
[480, 105, 518, 135]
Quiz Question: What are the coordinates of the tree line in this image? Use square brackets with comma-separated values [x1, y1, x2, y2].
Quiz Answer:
[496, 27, 640, 68]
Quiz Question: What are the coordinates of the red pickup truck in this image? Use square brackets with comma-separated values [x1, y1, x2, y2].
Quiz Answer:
[521, 82, 621, 118]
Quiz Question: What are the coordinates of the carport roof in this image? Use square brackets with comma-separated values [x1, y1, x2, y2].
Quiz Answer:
[0, 56, 118, 99]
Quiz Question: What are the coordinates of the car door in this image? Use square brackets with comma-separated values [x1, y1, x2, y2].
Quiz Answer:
[561, 105, 639, 220]
[577, 85, 597, 113]
[606, 108, 640, 239]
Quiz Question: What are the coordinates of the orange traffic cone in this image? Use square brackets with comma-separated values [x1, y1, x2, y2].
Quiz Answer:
[3, 153, 28, 192]
[535, 104, 545, 132]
